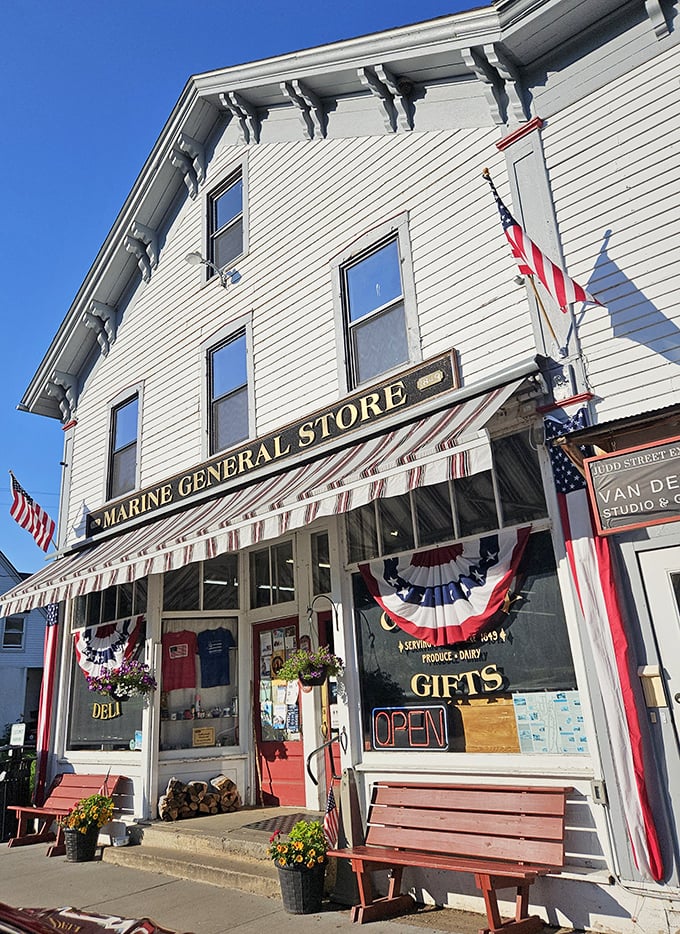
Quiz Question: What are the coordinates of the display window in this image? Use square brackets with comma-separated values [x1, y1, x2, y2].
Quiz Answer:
[159, 617, 239, 751]
[353, 530, 587, 755]
[67, 614, 146, 751]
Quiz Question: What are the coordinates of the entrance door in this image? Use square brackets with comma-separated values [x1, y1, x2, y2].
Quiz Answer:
[253, 618, 306, 806]
[637, 545, 680, 871]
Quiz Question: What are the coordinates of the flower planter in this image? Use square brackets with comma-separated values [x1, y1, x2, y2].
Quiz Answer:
[277, 862, 326, 914]
[299, 670, 328, 687]
[64, 825, 100, 862]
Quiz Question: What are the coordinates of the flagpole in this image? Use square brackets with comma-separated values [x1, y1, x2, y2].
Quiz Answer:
[527, 274, 559, 345]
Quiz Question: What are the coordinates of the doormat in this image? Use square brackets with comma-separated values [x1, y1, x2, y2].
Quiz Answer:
[243, 813, 315, 834]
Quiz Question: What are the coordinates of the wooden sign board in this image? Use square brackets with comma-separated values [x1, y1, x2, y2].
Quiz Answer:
[584, 434, 680, 535]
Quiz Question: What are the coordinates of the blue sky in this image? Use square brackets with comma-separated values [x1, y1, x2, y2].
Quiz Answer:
[0, 0, 475, 575]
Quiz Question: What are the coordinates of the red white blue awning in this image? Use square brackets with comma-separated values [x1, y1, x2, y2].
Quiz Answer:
[0, 380, 524, 615]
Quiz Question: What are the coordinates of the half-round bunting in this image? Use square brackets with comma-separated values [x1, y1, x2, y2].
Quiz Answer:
[359, 527, 530, 647]
[73, 615, 143, 678]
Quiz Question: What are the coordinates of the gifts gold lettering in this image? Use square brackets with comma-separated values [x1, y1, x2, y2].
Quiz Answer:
[410, 664, 504, 697]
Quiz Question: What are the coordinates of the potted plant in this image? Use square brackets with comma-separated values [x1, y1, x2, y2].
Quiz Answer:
[86, 659, 158, 701]
[277, 646, 343, 686]
[59, 793, 115, 862]
[267, 819, 328, 914]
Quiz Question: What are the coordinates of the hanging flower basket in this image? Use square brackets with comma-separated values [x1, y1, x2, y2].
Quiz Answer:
[86, 659, 157, 699]
[64, 825, 100, 862]
[277, 646, 343, 685]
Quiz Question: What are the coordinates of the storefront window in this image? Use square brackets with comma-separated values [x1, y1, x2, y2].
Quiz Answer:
[159, 617, 239, 751]
[67, 619, 146, 751]
[492, 431, 547, 524]
[249, 541, 295, 608]
[74, 579, 147, 628]
[163, 556, 239, 611]
[311, 532, 331, 595]
[353, 531, 587, 755]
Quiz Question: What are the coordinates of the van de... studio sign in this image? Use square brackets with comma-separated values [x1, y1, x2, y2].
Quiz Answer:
[87, 353, 457, 536]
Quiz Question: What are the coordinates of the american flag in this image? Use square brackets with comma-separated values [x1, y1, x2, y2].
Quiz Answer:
[545, 411, 663, 881]
[34, 603, 60, 805]
[484, 169, 600, 312]
[9, 472, 55, 552]
[323, 784, 339, 848]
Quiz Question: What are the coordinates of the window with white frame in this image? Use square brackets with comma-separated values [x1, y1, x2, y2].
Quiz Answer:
[250, 541, 295, 608]
[108, 393, 139, 499]
[208, 330, 249, 454]
[2, 615, 25, 649]
[336, 218, 419, 389]
[208, 172, 244, 276]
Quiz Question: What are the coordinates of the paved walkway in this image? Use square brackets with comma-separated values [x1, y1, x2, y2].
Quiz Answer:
[0, 842, 486, 934]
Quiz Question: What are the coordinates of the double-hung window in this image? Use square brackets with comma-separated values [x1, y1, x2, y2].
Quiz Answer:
[2, 615, 25, 649]
[108, 394, 139, 499]
[209, 330, 249, 454]
[209, 172, 244, 276]
[336, 217, 419, 389]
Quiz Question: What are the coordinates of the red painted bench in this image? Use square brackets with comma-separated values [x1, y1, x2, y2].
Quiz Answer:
[8, 773, 123, 857]
[327, 782, 571, 934]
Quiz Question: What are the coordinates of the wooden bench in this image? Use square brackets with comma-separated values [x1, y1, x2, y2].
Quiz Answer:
[327, 782, 571, 934]
[8, 773, 123, 857]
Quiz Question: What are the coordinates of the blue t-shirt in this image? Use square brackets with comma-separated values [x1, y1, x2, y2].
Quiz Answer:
[197, 627, 236, 687]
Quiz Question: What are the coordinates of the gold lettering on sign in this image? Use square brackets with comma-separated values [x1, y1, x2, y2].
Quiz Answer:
[410, 665, 504, 697]
[91, 701, 122, 720]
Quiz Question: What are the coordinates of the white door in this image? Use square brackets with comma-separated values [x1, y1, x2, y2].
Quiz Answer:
[639, 546, 680, 733]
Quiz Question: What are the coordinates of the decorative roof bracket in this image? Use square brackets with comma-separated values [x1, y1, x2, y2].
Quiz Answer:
[461, 45, 505, 125]
[280, 79, 326, 139]
[358, 65, 412, 132]
[124, 221, 158, 282]
[170, 134, 206, 198]
[219, 91, 261, 144]
[82, 301, 117, 356]
[645, 0, 670, 38]
[47, 370, 78, 422]
[483, 43, 530, 124]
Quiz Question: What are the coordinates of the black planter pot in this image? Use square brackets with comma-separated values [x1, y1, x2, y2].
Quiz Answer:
[298, 671, 328, 687]
[277, 862, 326, 914]
[64, 825, 100, 862]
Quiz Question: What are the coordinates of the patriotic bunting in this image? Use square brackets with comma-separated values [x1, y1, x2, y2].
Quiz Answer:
[359, 527, 530, 647]
[73, 615, 143, 679]
[545, 410, 663, 881]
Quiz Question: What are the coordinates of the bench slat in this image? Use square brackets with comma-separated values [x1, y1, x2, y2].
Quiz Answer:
[328, 845, 549, 879]
[366, 822, 564, 867]
[375, 784, 567, 817]
[368, 804, 566, 842]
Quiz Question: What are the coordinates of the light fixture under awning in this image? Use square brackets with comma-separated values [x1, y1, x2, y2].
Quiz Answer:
[1, 379, 526, 615]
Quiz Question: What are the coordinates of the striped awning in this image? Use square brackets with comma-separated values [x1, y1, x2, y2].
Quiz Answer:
[1, 380, 523, 615]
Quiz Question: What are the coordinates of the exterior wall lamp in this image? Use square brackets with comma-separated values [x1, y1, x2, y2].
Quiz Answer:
[184, 251, 239, 287]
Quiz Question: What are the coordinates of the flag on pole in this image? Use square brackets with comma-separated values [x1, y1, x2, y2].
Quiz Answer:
[323, 784, 339, 848]
[545, 410, 663, 882]
[9, 472, 55, 552]
[34, 603, 59, 806]
[483, 168, 600, 312]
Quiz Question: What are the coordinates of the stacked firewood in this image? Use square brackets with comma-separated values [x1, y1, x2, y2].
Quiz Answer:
[158, 775, 241, 821]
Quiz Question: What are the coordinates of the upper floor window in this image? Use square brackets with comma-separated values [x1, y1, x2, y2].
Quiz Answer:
[209, 331, 249, 454]
[108, 394, 139, 500]
[334, 216, 419, 390]
[2, 615, 25, 649]
[209, 173, 243, 276]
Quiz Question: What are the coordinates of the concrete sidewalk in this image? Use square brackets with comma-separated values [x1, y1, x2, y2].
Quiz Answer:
[0, 843, 484, 934]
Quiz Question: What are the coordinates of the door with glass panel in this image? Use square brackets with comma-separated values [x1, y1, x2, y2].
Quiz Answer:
[253, 617, 305, 805]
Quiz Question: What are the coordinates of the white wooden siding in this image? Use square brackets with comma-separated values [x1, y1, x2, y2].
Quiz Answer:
[64, 126, 536, 545]
[543, 42, 680, 422]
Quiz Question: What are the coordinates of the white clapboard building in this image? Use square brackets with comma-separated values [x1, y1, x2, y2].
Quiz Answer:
[3, 0, 680, 929]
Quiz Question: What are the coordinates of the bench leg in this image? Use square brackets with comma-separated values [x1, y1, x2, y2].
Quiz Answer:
[8, 813, 56, 849]
[349, 860, 416, 924]
[475, 874, 545, 934]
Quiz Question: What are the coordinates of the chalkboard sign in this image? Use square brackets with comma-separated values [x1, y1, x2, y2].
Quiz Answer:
[354, 531, 578, 753]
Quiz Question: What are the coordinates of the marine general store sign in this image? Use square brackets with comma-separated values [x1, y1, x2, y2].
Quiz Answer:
[584, 435, 680, 535]
[87, 352, 458, 536]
